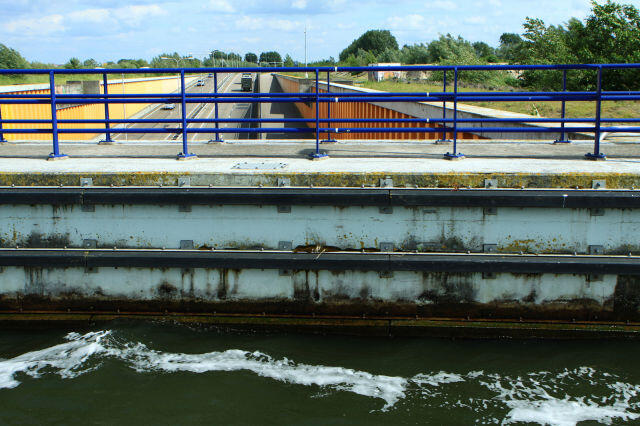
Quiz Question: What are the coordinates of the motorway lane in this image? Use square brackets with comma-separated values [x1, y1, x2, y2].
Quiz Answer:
[112, 73, 240, 141]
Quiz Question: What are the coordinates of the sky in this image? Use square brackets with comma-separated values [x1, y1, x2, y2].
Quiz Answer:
[1, 0, 638, 65]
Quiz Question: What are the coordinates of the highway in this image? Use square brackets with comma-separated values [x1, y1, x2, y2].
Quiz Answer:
[112, 72, 249, 142]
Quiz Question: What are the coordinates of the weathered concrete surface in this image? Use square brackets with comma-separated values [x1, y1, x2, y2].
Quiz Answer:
[0, 265, 630, 321]
[0, 141, 638, 188]
[1, 204, 638, 255]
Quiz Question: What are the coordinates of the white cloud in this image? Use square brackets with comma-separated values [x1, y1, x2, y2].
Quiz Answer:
[3, 4, 166, 37]
[464, 16, 487, 24]
[112, 5, 166, 26]
[387, 14, 426, 30]
[426, 0, 457, 10]
[235, 15, 301, 32]
[205, 0, 235, 13]
[4, 13, 65, 35]
[291, 0, 307, 9]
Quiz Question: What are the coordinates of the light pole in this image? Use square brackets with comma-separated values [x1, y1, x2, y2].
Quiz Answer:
[304, 25, 308, 77]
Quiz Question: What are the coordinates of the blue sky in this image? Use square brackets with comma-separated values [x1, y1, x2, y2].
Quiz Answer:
[1, 0, 636, 64]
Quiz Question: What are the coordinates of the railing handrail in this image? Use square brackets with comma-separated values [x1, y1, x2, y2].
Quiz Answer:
[0, 64, 638, 161]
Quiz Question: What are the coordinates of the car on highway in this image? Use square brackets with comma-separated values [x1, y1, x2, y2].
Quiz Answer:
[207, 73, 214, 78]
[241, 73, 253, 92]
[162, 103, 175, 110]
[196, 79, 205, 86]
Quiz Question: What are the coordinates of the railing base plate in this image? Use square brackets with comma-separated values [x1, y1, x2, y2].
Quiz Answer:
[435, 139, 453, 145]
[208, 138, 224, 144]
[553, 140, 571, 144]
[177, 153, 198, 161]
[585, 153, 606, 161]
[320, 139, 338, 144]
[443, 152, 465, 161]
[47, 154, 68, 161]
[309, 152, 329, 161]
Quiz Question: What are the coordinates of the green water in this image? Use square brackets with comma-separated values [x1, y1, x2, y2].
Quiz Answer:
[1, 321, 640, 425]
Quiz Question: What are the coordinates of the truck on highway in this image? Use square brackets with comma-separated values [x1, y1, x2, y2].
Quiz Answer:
[241, 73, 253, 92]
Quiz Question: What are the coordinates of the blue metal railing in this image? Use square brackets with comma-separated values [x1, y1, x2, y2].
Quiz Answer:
[0, 64, 639, 160]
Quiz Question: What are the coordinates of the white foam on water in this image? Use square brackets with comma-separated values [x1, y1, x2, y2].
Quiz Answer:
[412, 371, 465, 387]
[477, 368, 640, 426]
[120, 345, 408, 410]
[0, 331, 110, 389]
[0, 331, 407, 410]
[2, 330, 640, 423]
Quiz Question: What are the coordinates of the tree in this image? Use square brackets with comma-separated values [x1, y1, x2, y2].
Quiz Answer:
[64, 57, 81, 69]
[339, 30, 398, 61]
[259, 51, 282, 65]
[400, 44, 430, 64]
[283, 54, 294, 67]
[472, 41, 497, 62]
[244, 52, 258, 63]
[0, 44, 29, 70]
[83, 58, 99, 68]
[497, 33, 524, 62]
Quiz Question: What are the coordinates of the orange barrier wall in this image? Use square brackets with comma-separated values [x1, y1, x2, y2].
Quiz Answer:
[276, 75, 483, 141]
[0, 76, 194, 142]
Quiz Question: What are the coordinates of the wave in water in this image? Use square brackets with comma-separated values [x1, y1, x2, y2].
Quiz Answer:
[1, 331, 640, 425]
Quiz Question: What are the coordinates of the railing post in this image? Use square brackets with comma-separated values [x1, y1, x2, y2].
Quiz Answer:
[309, 68, 328, 160]
[100, 73, 113, 144]
[209, 72, 223, 143]
[585, 66, 606, 160]
[0, 102, 7, 143]
[177, 69, 196, 160]
[444, 67, 464, 160]
[436, 69, 451, 143]
[47, 71, 67, 160]
[554, 69, 569, 143]
[321, 70, 337, 143]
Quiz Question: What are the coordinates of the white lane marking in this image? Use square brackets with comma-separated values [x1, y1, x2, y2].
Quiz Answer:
[191, 73, 235, 142]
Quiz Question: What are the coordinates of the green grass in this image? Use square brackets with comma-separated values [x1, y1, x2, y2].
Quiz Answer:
[362, 80, 640, 120]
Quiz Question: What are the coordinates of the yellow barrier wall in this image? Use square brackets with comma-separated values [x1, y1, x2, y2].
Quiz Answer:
[0, 76, 193, 142]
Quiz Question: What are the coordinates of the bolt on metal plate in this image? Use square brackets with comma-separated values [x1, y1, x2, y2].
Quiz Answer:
[278, 241, 293, 251]
[592, 180, 606, 189]
[80, 178, 93, 187]
[483, 244, 498, 253]
[588, 245, 604, 255]
[379, 242, 395, 252]
[180, 240, 194, 249]
[277, 178, 290, 187]
[178, 177, 191, 187]
[484, 179, 498, 189]
[379, 177, 393, 188]
[82, 239, 97, 249]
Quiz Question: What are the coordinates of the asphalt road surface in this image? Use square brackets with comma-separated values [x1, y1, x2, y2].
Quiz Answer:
[112, 73, 248, 142]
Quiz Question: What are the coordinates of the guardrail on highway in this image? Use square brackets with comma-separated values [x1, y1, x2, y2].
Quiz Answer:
[0, 64, 639, 160]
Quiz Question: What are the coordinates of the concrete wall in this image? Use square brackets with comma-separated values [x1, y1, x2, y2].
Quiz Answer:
[0, 265, 625, 322]
[1, 203, 637, 255]
[275, 74, 591, 141]
[0, 76, 196, 142]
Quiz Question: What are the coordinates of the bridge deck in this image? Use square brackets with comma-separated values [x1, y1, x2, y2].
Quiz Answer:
[0, 140, 637, 188]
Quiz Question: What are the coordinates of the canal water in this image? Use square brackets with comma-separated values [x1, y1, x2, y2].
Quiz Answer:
[1, 321, 640, 425]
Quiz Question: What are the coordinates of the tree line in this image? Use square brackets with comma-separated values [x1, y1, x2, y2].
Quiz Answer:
[1, 1, 638, 90]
